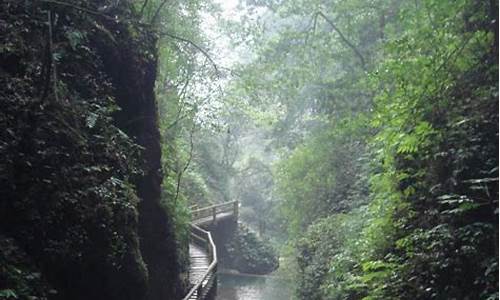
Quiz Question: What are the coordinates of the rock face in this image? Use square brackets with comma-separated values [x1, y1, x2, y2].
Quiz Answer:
[206, 219, 278, 275]
[0, 2, 180, 300]
[95, 15, 182, 300]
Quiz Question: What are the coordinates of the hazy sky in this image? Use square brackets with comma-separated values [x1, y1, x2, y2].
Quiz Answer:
[216, 0, 240, 19]
[201, 0, 241, 69]
[190, 0, 243, 126]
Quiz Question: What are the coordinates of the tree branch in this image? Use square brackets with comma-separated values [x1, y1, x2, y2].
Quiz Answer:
[38, 0, 115, 20]
[315, 11, 366, 70]
[304, 13, 318, 46]
[140, 0, 148, 16]
[151, 0, 168, 24]
[161, 32, 221, 77]
[174, 123, 196, 204]
[166, 72, 194, 130]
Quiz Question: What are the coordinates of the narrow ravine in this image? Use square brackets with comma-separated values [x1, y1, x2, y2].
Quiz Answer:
[1, 1, 497, 300]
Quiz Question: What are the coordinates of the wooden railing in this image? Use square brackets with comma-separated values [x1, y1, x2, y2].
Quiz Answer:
[182, 201, 238, 300]
[182, 224, 218, 300]
[191, 200, 239, 224]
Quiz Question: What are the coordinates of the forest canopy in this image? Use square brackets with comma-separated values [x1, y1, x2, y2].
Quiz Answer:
[203, 0, 498, 299]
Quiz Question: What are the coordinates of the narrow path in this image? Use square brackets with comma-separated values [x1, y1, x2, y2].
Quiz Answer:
[189, 244, 210, 287]
[183, 201, 238, 300]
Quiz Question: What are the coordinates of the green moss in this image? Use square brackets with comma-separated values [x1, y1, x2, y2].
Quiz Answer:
[225, 224, 279, 275]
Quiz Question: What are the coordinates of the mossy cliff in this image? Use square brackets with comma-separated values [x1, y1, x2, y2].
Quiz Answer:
[0, 1, 180, 299]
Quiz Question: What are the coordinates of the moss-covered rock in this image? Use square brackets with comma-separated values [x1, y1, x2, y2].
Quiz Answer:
[224, 224, 279, 275]
[0, 1, 180, 299]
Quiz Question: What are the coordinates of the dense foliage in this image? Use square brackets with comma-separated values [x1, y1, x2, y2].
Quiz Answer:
[220, 0, 498, 299]
[150, 0, 224, 286]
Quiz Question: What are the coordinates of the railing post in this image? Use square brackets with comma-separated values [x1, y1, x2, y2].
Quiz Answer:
[212, 206, 216, 223]
[233, 201, 238, 218]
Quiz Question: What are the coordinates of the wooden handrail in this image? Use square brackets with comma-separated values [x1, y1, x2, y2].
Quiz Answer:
[191, 200, 238, 222]
[182, 200, 238, 300]
[191, 200, 237, 216]
[182, 224, 217, 300]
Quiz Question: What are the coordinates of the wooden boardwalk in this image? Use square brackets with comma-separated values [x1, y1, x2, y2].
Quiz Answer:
[182, 201, 238, 300]
[189, 244, 210, 286]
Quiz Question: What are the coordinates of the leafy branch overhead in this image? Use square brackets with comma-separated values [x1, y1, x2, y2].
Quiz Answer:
[312, 11, 366, 70]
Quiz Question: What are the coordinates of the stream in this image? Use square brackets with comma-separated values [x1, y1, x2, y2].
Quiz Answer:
[216, 272, 291, 300]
